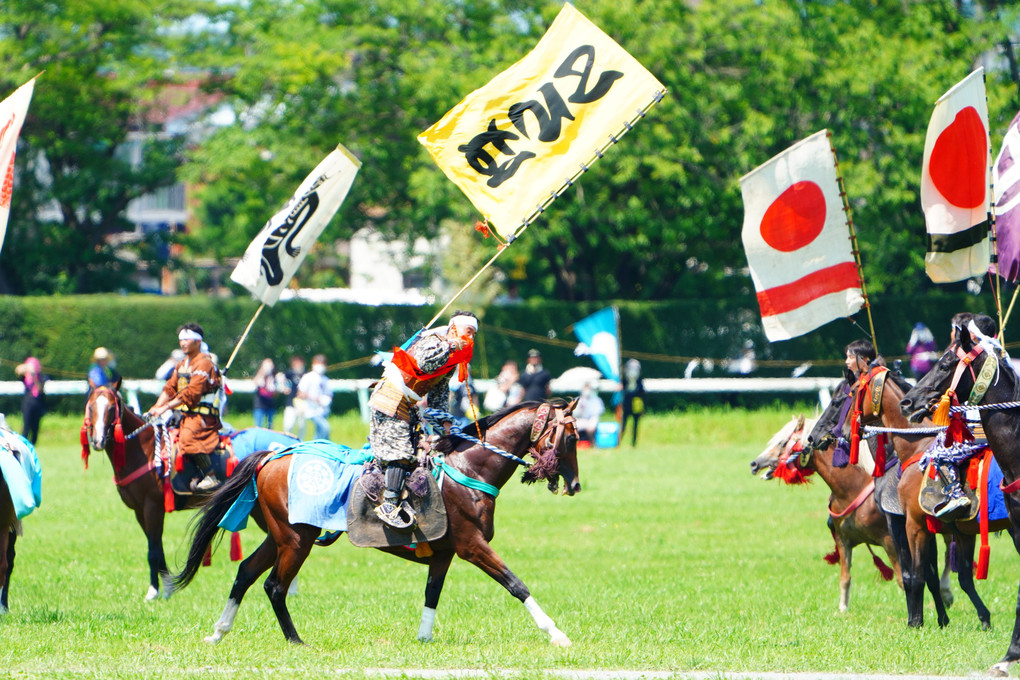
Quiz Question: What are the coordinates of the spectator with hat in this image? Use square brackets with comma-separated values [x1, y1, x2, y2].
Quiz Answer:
[517, 348, 552, 402]
[87, 346, 121, 394]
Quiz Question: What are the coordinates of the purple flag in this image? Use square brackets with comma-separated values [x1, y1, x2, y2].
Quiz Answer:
[994, 110, 1020, 281]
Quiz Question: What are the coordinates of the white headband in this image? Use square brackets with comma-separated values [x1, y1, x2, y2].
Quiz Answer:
[967, 320, 1005, 356]
[449, 315, 478, 333]
[178, 329, 203, 342]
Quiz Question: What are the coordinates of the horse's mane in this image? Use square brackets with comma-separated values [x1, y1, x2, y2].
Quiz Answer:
[445, 400, 550, 441]
[886, 370, 913, 394]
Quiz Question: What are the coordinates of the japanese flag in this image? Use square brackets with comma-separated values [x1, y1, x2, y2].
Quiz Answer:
[740, 130, 864, 342]
[0, 77, 36, 255]
[921, 68, 991, 283]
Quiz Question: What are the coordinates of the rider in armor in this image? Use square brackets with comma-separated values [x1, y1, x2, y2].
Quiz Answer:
[145, 323, 223, 493]
[368, 311, 478, 529]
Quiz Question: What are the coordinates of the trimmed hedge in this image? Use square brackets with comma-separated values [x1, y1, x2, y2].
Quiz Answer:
[0, 291, 1001, 413]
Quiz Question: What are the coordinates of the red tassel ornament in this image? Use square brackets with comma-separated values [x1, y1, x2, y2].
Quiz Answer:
[230, 532, 243, 562]
[112, 422, 126, 471]
[80, 424, 90, 469]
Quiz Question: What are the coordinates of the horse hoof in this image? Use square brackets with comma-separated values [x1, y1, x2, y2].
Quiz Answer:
[981, 620, 992, 632]
[551, 634, 572, 647]
[0, 605, 7, 616]
[417, 634, 433, 643]
[204, 634, 222, 644]
[988, 662, 1011, 677]
[144, 586, 159, 602]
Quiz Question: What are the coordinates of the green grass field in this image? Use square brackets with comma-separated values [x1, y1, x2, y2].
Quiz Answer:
[2, 406, 1019, 679]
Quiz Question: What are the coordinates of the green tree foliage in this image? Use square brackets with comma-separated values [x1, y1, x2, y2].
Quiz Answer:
[0, 0, 1016, 303]
[0, 0, 224, 293]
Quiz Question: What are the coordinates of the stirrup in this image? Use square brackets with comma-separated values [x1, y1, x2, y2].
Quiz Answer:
[375, 500, 416, 530]
[934, 495, 971, 520]
[194, 474, 221, 493]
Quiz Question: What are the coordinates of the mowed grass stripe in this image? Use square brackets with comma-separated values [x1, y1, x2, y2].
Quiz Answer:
[0, 406, 1016, 678]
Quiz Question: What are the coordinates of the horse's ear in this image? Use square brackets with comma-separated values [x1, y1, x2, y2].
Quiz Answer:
[113, 376, 123, 392]
[796, 414, 805, 429]
[564, 397, 579, 415]
[958, 324, 975, 352]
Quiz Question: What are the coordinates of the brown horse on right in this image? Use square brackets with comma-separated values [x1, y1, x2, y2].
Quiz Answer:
[173, 399, 582, 646]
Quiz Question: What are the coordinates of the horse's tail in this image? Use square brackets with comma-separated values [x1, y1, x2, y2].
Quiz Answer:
[173, 452, 266, 590]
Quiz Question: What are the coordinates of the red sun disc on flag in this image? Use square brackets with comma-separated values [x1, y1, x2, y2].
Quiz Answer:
[759, 180, 826, 252]
[929, 106, 986, 209]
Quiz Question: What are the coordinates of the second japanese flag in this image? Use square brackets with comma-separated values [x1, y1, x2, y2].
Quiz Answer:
[741, 130, 864, 342]
[921, 68, 991, 283]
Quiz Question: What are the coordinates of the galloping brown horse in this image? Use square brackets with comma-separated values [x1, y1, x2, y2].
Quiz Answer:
[173, 399, 581, 646]
[84, 386, 292, 601]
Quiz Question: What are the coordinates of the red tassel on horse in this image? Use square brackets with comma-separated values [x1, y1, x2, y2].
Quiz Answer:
[80, 424, 90, 469]
[163, 477, 175, 513]
[230, 532, 243, 561]
[872, 433, 887, 478]
[202, 545, 213, 567]
[976, 544, 990, 580]
[226, 455, 238, 478]
[113, 422, 126, 471]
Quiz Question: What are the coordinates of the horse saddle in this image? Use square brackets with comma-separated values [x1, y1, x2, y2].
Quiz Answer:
[918, 462, 979, 523]
[346, 460, 447, 549]
[169, 435, 235, 496]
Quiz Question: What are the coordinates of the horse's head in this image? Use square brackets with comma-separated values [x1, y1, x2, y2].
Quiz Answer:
[900, 322, 998, 422]
[522, 399, 582, 496]
[806, 379, 851, 450]
[750, 414, 804, 479]
[82, 386, 126, 469]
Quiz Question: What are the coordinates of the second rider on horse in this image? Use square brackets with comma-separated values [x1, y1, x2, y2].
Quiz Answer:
[145, 323, 224, 493]
[368, 311, 479, 530]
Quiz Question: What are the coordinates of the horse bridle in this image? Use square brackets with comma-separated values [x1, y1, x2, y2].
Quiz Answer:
[82, 385, 126, 471]
[528, 402, 576, 459]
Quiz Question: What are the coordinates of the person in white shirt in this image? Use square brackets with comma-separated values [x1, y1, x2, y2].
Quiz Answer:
[575, 381, 605, 443]
[296, 354, 332, 440]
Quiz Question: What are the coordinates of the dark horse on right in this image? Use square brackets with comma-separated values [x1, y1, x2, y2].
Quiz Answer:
[173, 399, 582, 646]
[901, 322, 1020, 676]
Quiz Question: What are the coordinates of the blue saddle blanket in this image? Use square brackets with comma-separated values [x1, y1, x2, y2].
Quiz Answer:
[228, 427, 300, 460]
[0, 429, 41, 520]
[220, 440, 372, 532]
[986, 456, 1007, 522]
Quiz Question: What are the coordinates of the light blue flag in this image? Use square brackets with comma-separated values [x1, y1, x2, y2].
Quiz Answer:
[573, 307, 620, 381]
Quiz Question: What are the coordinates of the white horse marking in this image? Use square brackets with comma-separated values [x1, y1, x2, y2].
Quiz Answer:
[205, 598, 240, 644]
[523, 596, 571, 647]
[417, 606, 437, 642]
[92, 395, 110, 448]
[144, 585, 159, 602]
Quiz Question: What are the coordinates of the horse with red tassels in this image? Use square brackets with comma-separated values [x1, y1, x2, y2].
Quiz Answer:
[83, 385, 296, 601]
[750, 411, 900, 612]
[172, 399, 581, 646]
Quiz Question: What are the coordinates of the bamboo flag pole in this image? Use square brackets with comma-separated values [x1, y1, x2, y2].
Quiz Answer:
[423, 90, 668, 332]
[221, 302, 266, 375]
[827, 131, 878, 352]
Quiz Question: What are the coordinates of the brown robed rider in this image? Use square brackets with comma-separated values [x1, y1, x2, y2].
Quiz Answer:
[145, 323, 223, 493]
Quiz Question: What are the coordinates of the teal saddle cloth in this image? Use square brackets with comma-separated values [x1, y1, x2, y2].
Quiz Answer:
[0, 429, 41, 520]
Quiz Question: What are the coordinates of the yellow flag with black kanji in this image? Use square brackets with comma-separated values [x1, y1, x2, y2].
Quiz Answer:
[418, 3, 664, 241]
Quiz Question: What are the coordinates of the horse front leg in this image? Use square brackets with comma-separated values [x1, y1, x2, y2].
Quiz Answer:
[456, 535, 571, 646]
[139, 502, 171, 601]
[206, 534, 278, 644]
[833, 527, 852, 612]
[418, 550, 455, 642]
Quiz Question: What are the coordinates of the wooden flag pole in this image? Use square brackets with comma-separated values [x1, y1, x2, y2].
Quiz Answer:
[1002, 286, 1020, 334]
[424, 90, 668, 331]
[827, 132, 878, 352]
[222, 302, 266, 375]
